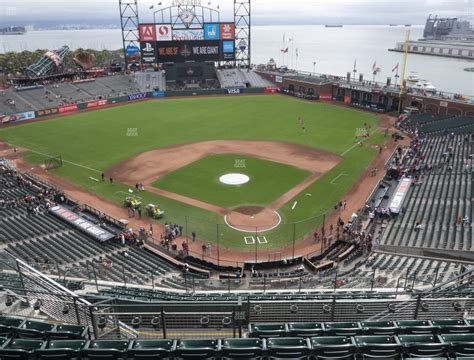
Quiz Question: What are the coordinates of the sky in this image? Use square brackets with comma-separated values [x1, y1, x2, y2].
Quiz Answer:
[1, 0, 472, 27]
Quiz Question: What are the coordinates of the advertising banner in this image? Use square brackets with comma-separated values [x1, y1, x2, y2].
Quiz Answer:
[125, 44, 140, 56]
[204, 23, 220, 40]
[156, 24, 172, 41]
[140, 41, 157, 63]
[275, 75, 283, 84]
[222, 40, 235, 60]
[58, 104, 78, 114]
[220, 23, 235, 40]
[15, 111, 36, 122]
[86, 99, 108, 109]
[139, 24, 157, 41]
[155, 40, 230, 62]
[152, 91, 166, 98]
[36, 108, 59, 118]
[0, 115, 17, 124]
[263, 87, 281, 93]
[225, 88, 243, 95]
[172, 29, 204, 41]
[49, 205, 114, 242]
[319, 93, 332, 100]
[128, 92, 147, 101]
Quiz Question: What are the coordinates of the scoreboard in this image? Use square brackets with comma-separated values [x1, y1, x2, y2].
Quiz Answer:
[139, 23, 235, 63]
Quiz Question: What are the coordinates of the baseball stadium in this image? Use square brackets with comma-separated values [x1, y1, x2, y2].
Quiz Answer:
[0, 0, 473, 358]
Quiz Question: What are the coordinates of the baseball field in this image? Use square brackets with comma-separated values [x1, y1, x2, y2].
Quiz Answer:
[0, 95, 385, 252]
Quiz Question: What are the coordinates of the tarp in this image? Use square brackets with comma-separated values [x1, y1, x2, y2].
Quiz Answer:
[389, 178, 412, 214]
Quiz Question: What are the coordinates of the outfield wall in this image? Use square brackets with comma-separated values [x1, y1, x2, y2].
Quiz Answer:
[0, 87, 280, 126]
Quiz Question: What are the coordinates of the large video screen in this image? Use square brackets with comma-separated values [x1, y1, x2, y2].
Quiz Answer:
[139, 23, 235, 63]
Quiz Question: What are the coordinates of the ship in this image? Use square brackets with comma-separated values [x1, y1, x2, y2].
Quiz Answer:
[0, 26, 26, 35]
[389, 24, 398, 27]
[325, 25, 343, 28]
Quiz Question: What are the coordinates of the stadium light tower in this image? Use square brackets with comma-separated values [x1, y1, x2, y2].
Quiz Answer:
[234, 0, 251, 68]
[119, 0, 141, 70]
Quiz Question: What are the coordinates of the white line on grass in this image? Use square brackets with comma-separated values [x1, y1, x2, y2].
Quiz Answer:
[339, 128, 379, 157]
[9, 143, 101, 174]
[330, 173, 348, 185]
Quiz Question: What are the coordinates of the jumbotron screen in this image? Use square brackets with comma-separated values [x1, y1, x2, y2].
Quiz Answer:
[139, 23, 236, 63]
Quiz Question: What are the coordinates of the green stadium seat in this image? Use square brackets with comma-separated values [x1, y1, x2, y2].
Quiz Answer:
[127, 339, 176, 359]
[324, 321, 363, 336]
[248, 323, 286, 338]
[0, 316, 24, 337]
[0, 339, 46, 360]
[360, 320, 399, 335]
[354, 335, 402, 359]
[0, 336, 8, 348]
[15, 320, 56, 339]
[287, 322, 324, 337]
[311, 336, 356, 359]
[221, 338, 264, 359]
[398, 334, 447, 358]
[35, 339, 87, 360]
[48, 324, 89, 340]
[82, 340, 130, 360]
[395, 320, 436, 334]
[175, 339, 219, 359]
[431, 319, 474, 334]
[439, 333, 474, 357]
[266, 337, 310, 359]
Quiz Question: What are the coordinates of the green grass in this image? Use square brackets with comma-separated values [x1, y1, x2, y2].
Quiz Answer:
[0, 95, 384, 251]
[152, 154, 311, 208]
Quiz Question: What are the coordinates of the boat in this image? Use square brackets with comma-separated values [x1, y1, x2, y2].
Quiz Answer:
[406, 72, 421, 84]
[409, 80, 437, 93]
[389, 24, 398, 27]
[325, 25, 343, 28]
[464, 67, 474, 72]
[404, 24, 412, 27]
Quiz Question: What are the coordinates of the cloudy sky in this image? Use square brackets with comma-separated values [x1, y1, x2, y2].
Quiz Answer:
[1, 0, 472, 27]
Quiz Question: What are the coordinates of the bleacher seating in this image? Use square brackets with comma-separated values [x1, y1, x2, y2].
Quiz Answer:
[379, 133, 473, 252]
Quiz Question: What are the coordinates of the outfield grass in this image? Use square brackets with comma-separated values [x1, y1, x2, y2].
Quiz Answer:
[0, 95, 384, 251]
[152, 154, 311, 208]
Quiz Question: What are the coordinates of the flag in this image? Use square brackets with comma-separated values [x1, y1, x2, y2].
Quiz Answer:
[353, 59, 357, 70]
[392, 63, 399, 72]
[281, 47, 289, 53]
[149, 5, 154, 9]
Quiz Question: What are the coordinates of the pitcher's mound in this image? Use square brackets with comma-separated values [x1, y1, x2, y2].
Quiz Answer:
[225, 206, 281, 233]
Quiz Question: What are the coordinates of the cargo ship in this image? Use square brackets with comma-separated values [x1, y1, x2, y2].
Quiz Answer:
[0, 26, 26, 35]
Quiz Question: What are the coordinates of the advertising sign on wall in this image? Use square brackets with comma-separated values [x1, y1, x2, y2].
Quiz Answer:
[152, 91, 166, 98]
[220, 23, 235, 39]
[204, 23, 220, 40]
[86, 100, 108, 109]
[319, 93, 332, 100]
[172, 29, 204, 41]
[128, 92, 147, 101]
[156, 24, 172, 41]
[36, 108, 59, 118]
[139, 24, 157, 41]
[225, 88, 243, 95]
[141, 41, 157, 63]
[58, 104, 78, 114]
[263, 87, 281, 93]
[0, 115, 17, 124]
[15, 111, 36, 122]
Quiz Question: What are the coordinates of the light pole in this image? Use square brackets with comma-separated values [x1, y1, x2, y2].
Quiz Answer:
[313, 61, 316, 75]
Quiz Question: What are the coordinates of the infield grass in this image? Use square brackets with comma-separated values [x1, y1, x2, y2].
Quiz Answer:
[152, 154, 311, 208]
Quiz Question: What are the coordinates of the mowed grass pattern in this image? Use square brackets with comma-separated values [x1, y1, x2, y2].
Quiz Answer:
[152, 154, 311, 208]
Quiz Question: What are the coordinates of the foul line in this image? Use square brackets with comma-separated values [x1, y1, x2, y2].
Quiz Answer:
[330, 173, 348, 185]
[340, 128, 380, 157]
[8, 143, 101, 174]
